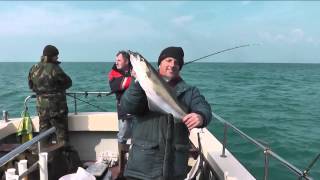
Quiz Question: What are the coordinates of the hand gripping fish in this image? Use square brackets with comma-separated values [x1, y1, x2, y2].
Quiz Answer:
[128, 50, 187, 119]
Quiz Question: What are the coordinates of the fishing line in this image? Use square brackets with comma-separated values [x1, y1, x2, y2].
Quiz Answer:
[184, 44, 259, 65]
[66, 94, 109, 112]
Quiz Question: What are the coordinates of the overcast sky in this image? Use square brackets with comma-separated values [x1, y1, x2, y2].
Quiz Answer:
[0, 1, 319, 63]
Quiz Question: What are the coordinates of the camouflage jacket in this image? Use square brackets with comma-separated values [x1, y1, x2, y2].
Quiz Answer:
[28, 57, 72, 95]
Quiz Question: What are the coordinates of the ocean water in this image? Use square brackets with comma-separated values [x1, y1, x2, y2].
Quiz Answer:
[0, 62, 319, 179]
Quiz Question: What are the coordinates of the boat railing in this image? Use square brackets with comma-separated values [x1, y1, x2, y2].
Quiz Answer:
[21, 93, 316, 180]
[212, 112, 314, 180]
[0, 127, 56, 179]
[23, 91, 114, 115]
[66, 91, 113, 114]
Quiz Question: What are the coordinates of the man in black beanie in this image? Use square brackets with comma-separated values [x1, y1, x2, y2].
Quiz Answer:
[157, 46, 185, 85]
[121, 46, 212, 180]
[28, 45, 80, 179]
[158, 46, 184, 70]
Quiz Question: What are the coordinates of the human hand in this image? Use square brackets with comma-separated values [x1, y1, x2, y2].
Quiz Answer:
[182, 113, 204, 131]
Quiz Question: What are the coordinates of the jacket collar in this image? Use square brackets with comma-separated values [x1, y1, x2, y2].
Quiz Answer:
[172, 78, 191, 97]
[40, 56, 61, 64]
[112, 63, 131, 75]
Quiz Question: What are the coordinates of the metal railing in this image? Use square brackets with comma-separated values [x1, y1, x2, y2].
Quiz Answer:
[1, 92, 113, 179]
[21, 93, 317, 180]
[66, 91, 113, 114]
[0, 127, 55, 180]
[213, 112, 314, 180]
[24, 91, 114, 115]
[0, 127, 56, 180]
[0, 127, 56, 167]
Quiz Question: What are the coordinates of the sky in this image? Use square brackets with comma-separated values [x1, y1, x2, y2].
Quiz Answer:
[0, 1, 319, 63]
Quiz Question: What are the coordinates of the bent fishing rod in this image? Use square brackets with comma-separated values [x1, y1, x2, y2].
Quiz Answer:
[184, 44, 259, 66]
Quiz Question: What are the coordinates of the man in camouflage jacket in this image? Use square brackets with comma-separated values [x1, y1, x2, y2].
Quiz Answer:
[28, 45, 72, 149]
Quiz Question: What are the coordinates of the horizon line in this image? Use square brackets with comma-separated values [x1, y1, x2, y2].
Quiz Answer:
[1, 61, 320, 64]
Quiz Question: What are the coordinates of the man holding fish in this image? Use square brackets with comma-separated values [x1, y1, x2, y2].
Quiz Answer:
[120, 47, 212, 180]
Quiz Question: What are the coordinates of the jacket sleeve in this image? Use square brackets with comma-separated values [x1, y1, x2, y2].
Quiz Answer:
[188, 87, 212, 127]
[120, 79, 148, 115]
[53, 65, 72, 90]
[28, 67, 34, 90]
[109, 76, 123, 93]
[108, 71, 132, 93]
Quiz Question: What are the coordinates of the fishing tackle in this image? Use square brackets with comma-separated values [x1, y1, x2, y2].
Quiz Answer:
[184, 44, 259, 65]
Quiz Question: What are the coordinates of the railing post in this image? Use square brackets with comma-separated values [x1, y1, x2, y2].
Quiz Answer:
[264, 148, 269, 180]
[212, 112, 314, 180]
[0, 127, 56, 167]
[38, 141, 41, 154]
[39, 152, 48, 180]
[74, 93, 77, 115]
[221, 122, 228, 158]
[2, 110, 9, 122]
[18, 159, 28, 180]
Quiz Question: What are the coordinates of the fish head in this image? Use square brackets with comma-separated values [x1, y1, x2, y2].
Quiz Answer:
[128, 50, 153, 79]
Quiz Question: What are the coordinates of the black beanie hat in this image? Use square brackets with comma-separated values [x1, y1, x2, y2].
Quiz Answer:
[43, 45, 59, 57]
[158, 46, 184, 69]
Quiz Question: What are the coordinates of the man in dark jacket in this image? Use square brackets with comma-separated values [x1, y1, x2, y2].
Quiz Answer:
[120, 47, 212, 180]
[28, 45, 78, 179]
[108, 50, 133, 177]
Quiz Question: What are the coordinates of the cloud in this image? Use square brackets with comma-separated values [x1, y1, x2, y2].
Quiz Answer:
[0, 3, 156, 40]
[0, 4, 72, 36]
[128, 2, 147, 12]
[0, 2, 160, 61]
[241, 1, 252, 5]
[171, 15, 194, 26]
[259, 28, 319, 45]
[0, 1, 319, 62]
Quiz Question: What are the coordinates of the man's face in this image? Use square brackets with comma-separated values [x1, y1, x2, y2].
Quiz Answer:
[115, 54, 129, 70]
[158, 57, 180, 80]
[52, 56, 58, 62]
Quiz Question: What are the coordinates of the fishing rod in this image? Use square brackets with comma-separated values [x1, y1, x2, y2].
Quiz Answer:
[184, 44, 258, 66]
[302, 153, 320, 178]
[66, 91, 114, 97]
[66, 94, 109, 112]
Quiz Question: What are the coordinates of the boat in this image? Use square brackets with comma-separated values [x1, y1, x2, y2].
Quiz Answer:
[0, 92, 315, 180]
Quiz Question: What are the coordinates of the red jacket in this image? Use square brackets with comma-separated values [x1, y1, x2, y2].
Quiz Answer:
[108, 64, 132, 119]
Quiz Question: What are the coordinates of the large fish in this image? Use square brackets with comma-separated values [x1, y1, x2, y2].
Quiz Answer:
[128, 50, 187, 119]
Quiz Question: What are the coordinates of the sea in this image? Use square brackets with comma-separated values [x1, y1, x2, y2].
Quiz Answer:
[0, 62, 319, 179]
